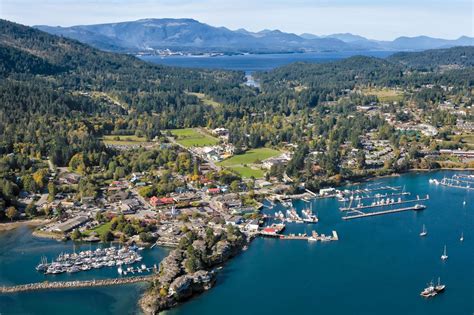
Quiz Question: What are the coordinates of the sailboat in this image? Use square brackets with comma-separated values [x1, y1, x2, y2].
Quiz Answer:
[441, 245, 448, 260]
[435, 277, 446, 292]
[419, 224, 427, 237]
[460, 232, 464, 242]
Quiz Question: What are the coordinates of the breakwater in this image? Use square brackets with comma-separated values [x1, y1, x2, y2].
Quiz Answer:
[0, 275, 156, 294]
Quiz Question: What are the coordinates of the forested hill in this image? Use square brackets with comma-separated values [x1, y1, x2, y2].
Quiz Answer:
[255, 47, 474, 94]
[388, 46, 474, 70]
[0, 19, 244, 110]
[0, 19, 245, 166]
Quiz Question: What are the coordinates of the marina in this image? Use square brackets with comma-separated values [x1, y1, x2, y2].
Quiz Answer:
[36, 246, 146, 275]
[340, 195, 429, 211]
[430, 174, 474, 190]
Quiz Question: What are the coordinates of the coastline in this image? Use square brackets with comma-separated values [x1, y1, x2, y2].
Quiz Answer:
[0, 218, 50, 232]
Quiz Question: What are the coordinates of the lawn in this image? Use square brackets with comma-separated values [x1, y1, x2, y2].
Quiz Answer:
[83, 221, 112, 237]
[446, 134, 474, 149]
[218, 148, 281, 178]
[102, 135, 148, 146]
[362, 87, 404, 103]
[92, 222, 112, 236]
[219, 148, 281, 166]
[169, 128, 219, 148]
[228, 166, 264, 178]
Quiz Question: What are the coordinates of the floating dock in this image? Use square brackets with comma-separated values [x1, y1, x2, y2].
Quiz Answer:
[340, 195, 429, 211]
[342, 204, 426, 220]
[279, 230, 338, 242]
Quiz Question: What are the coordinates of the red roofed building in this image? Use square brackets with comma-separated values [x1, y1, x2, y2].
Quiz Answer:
[150, 196, 175, 207]
[149, 196, 160, 207]
[207, 188, 221, 195]
[263, 227, 276, 234]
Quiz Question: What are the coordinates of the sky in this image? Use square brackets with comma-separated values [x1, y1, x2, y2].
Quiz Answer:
[1, 0, 473, 40]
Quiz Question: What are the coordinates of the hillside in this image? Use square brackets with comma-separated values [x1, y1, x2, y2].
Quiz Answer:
[388, 46, 474, 70]
[0, 19, 245, 166]
[35, 18, 474, 54]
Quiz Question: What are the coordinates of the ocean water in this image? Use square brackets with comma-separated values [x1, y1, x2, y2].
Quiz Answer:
[165, 171, 473, 315]
[1, 171, 473, 315]
[0, 228, 169, 315]
[139, 51, 394, 71]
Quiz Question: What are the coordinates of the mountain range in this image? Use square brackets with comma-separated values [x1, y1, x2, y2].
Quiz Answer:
[35, 18, 474, 55]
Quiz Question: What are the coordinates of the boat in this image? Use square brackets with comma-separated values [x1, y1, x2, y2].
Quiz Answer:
[420, 281, 437, 298]
[441, 245, 448, 260]
[419, 224, 427, 237]
[460, 232, 464, 242]
[413, 204, 426, 211]
[35, 256, 49, 272]
[435, 277, 445, 292]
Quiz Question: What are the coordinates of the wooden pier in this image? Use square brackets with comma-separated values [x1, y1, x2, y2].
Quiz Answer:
[0, 275, 157, 294]
[342, 204, 426, 220]
[340, 195, 429, 211]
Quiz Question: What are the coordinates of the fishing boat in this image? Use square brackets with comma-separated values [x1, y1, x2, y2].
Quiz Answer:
[441, 245, 448, 260]
[435, 277, 445, 293]
[419, 224, 427, 237]
[460, 232, 464, 242]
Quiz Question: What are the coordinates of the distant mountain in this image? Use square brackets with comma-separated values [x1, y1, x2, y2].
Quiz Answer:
[35, 18, 350, 54]
[35, 18, 474, 54]
[383, 35, 474, 51]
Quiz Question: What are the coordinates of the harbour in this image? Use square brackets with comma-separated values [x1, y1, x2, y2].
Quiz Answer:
[0, 171, 472, 315]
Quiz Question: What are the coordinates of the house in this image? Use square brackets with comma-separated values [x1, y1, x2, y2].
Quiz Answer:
[207, 188, 221, 195]
[150, 196, 175, 207]
[108, 190, 129, 202]
[246, 219, 260, 231]
[262, 153, 292, 170]
[212, 128, 229, 137]
[60, 173, 81, 185]
[225, 216, 243, 226]
[149, 196, 160, 207]
[319, 187, 336, 196]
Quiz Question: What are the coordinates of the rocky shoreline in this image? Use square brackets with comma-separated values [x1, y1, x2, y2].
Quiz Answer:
[139, 226, 247, 314]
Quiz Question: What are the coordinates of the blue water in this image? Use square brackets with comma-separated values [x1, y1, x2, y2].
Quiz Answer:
[140, 51, 394, 71]
[0, 228, 169, 314]
[1, 171, 473, 315]
[165, 171, 473, 315]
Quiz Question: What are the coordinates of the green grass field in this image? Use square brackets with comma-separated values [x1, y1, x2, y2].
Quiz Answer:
[219, 148, 280, 166]
[187, 92, 222, 107]
[169, 128, 219, 148]
[228, 166, 264, 178]
[362, 87, 404, 103]
[446, 134, 474, 149]
[83, 221, 112, 237]
[102, 135, 148, 146]
[218, 148, 280, 178]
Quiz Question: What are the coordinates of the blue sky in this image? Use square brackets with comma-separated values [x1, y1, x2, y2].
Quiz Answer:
[1, 0, 472, 40]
